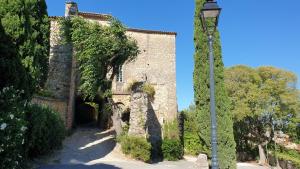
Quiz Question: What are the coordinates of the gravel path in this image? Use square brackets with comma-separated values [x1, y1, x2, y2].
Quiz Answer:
[36, 128, 269, 169]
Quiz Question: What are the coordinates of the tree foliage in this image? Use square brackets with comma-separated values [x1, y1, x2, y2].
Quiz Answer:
[193, 0, 236, 168]
[225, 65, 300, 160]
[0, 20, 33, 99]
[60, 17, 139, 100]
[0, 0, 50, 95]
[162, 119, 183, 161]
[183, 105, 203, 155]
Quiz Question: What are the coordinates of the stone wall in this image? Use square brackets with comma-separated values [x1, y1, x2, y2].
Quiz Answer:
[128, 91, 149, 137]
[44, 20, 74, 129]
[31, 96, 68, 125]
[46, 20, 73, 100]
[112, 93, 131, 107]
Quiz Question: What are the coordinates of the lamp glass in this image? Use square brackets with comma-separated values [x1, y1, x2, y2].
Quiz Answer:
[202, 10, 220, 18]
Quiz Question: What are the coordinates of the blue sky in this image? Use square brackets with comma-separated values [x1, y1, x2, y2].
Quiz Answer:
[45, 0, 300, 110]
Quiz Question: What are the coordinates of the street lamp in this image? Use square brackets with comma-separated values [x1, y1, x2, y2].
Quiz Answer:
[200, 0, 221, 169]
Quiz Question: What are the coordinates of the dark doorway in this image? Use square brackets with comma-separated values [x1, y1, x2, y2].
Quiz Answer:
[75, 96, 99, 127]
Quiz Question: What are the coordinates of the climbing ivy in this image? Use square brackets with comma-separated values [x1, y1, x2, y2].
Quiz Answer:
[60, 16, 139, 100]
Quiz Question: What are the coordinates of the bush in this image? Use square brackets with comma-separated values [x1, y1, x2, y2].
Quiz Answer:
[0, 87, 27, 169]
[284, 117, 300, 143]
[162, 139, 183, 161]
[184, 132, 203, 155]
[142, 83, 155, 100]
[163, 120, 180, 140]
[276, 147, 300, 168]
[162, 120, 183, 161]
[182, 105, 206, 155]
[127, 81, 155, 101]
[118, 135, 151, 162]
[25, 104, 65, 157]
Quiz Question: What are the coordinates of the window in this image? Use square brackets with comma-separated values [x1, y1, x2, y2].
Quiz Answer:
[116, 65, 123, 82]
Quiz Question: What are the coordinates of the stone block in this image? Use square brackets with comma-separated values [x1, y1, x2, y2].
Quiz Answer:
[196, 154, 209, 169]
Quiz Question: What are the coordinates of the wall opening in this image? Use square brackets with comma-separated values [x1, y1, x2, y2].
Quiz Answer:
[75, 96, 99, 127]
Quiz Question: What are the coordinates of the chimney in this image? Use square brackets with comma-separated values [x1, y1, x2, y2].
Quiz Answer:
[65, 1, 78, 17]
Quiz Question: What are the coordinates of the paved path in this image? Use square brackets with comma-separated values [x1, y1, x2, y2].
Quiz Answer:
[36, 128, 269, 169]
[237, 163, 270, 169]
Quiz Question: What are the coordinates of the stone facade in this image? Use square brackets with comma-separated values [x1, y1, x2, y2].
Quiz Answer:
[112, 30, 177, 125]
[39, 2, 177, 130]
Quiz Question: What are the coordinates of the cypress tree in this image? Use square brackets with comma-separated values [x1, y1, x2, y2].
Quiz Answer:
[193, 0, 236, 168]
[0, 20, 33, 98]
[0, 0, 50, 92]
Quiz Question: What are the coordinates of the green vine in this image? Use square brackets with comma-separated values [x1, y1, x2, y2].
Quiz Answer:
[59, 16, 139, 100]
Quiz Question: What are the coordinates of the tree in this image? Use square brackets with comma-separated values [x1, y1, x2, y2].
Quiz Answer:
[225, 65, 300, 164]
[0, 0, 50, 92]
[224, 65, 263, 161]
[193, 0, 236, 168]
[0, 19, 33, 98]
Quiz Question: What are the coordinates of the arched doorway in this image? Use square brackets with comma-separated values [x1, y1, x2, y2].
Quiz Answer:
[75, 96, 100, 127]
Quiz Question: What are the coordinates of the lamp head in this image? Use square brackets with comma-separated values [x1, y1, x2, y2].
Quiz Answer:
[200, 0, 222, 35]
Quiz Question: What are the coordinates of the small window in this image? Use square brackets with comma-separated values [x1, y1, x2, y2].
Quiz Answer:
[116, 65, 123, 82]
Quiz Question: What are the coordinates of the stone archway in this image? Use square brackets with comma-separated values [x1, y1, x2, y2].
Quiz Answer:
[74, 96, 99, 127]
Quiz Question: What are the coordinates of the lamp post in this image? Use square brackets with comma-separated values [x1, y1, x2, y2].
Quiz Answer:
[200, 0, 221, 168]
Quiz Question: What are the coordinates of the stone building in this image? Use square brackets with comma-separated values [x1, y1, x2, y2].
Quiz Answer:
[34, 2, 177, 131]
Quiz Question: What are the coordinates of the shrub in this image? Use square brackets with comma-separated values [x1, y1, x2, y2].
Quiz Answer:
[162, 120, 183, 161]
[276, 146, 300, 168]
[184, 132, 203, 155]
[127, 81, 155, 101]
[284, 117, 300, 143]
[163, 120, 180, 140]
[119, 135, 151, 162]
[183, 105, 212, 156]
[162, 139, 183, 161]
[142, 83, 155, 100]
[25, 104, 65, 157]
[0, 87, 27, 169]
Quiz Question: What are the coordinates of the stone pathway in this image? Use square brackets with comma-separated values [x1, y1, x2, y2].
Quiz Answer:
[237, 163, 270, 169]
[36, 128, 269, 169]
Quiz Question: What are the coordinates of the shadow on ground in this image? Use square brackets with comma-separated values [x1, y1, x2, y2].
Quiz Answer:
[49, 128, 116, 165]
[38, 163, 120, 169]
